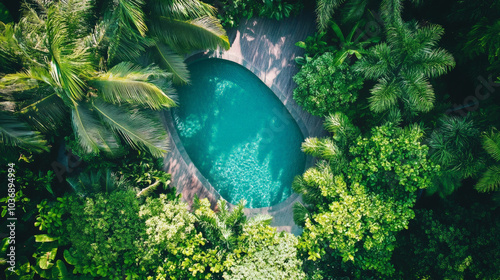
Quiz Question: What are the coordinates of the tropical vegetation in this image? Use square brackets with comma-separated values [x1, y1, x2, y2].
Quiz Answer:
[1, 0, 500, 279]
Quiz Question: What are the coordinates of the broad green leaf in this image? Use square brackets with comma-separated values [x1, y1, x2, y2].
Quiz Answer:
[63, 250, 78, 265]
[35, 234, 58, 243]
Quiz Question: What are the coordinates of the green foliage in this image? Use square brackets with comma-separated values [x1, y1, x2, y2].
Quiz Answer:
[64, 139, 174, 198]
[393, 202, 500, 279]
[295, 31, 334, 61]
[295, 20, 379, 64]
[394, 209, 473, 279]
[34, 198, 67, 238]
[0, 1, 172, 158]
[33, 191, 226, 279]
[294, 119, 438, 276]
[1, 157, 55, 220]
[223, 223, 305, 279]
[464, 18, 500, 71]
[0, 111, 48, 153]
[293, 53, 364, 117]
[191, 197, 305, 278]
[476, 128, 500, 193]
[139, 195, 222, 279]
[63, 190, 145, 278]
[66, 169, 126, 195]
[315, 0, 346, 30]
[354, 3, 455, 119]
[428, 116, 485, 197]
[0, 3, 13, 23]
[193, 197, 271, 251]
[0, 22, 22, 74]
[205, 0, 301, 28]
[259, 0, 295, 21]
[329, 21, 380, 65]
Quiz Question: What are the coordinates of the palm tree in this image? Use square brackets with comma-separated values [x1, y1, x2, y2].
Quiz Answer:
[475, 129, 500, 193]
[292, 112, 358, 219]
[427, 115, 484, 196]
[315, 0, 424, 29]
[100, 0, 230, 84]
[1, 2, 171, 157]
[192, 196, 272, 250]
[0, 0, 229, 157]
[354, 0, 455, 120]
[0, 111, 48, 153]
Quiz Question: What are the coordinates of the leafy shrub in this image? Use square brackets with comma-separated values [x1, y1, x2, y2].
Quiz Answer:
[295, 31, 334, 60]
[34, 191, 222, 279]
[293, 52, 364, 117]
[64, 190, 145, 278]
[207, 0, 302, 28]
[294, 121, 439, 276]
[223, 224, 305, 279]
[393, 202, 500, 279]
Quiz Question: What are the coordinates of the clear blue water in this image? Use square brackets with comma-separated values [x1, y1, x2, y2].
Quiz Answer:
[172, 59, 305, 208]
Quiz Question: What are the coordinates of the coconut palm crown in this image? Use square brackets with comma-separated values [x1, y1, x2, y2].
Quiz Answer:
[0, 0, 229, 157]
[354, 0, 455, 120]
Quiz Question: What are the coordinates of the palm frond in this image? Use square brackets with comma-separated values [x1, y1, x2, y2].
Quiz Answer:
[403, 75, 435, 113]
[381, 0, 404, 27]
[413, 24, 444, 49]
[1, 67, 51, 92]
[92, 99, 169, 157]
[320, 138, 343, 161]
[115, 0, 147, 37]
[66, 169, 122, 195]
[226, 200, 246, 233]
[82, 21, 108, 62]
[354, 43, 392, 80]
[316, 0, 346, 31]
[324, 112, 360, 145]
[46, 5, 89, 101]
[368, 78, 399, 113]
[217, 199, 229, 220]
[439, 116, 479, 150]
[246, 214, 273, 228]
[154, 42, 190, 84]
[292, 202, 311, 227]
[195, 213, 220, 242]
[292, 167, 327, 205]
[464, 19, 500, 63]
[17, 92, 67, 132]
[429, 132, 454, 167]
[301, 137, 325, 158]
[482, 129, 500, 162]
[148, 0, 216, 20]
[385, 107, 402, 125]
[153, 16, 229, 52]
[412, 48, 455, 78]
[475, 166, 500, 192]
[0, 23, 23, 73]
[92, 62, 177, 109]
[0, 111, 48, 153]
[58, 0, 93, 38]
[107, 25, 154, 64]
[71, 103, 120, 155]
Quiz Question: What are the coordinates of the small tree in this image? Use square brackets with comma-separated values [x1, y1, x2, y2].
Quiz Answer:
[354, 0, 455, 120]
